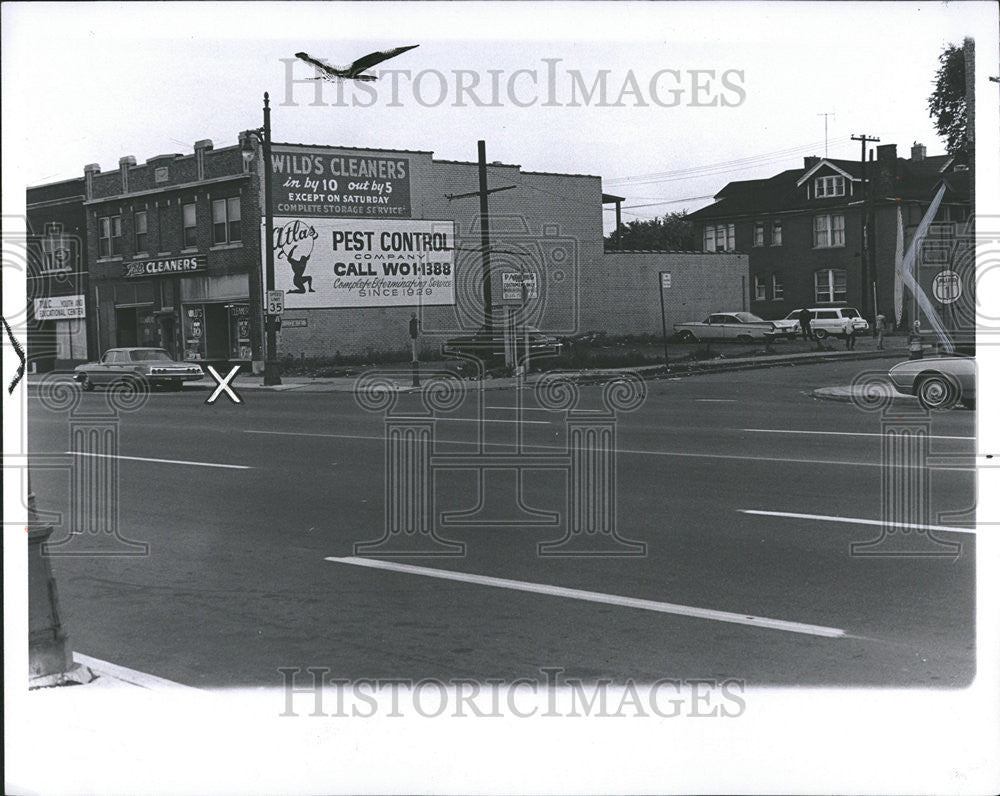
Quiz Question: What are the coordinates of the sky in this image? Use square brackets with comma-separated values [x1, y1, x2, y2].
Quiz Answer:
[2, 1, 996, 237]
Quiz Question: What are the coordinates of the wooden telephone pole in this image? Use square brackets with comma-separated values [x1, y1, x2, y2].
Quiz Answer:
[851, 133, 879, 316]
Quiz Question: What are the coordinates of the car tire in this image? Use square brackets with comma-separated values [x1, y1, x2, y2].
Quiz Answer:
[678, 330, 696, 343]
[814, 329, 828, 340]
[917, 374, 957, 410]
[80, 374, 94, 392]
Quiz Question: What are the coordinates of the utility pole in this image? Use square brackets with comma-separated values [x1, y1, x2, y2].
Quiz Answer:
[477, 141, 494, 338]
[818, 112, 835, 157]
[852, 133, 879, 316]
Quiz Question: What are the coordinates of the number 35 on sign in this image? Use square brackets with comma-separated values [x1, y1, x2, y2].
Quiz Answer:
[267, 290, 285, 315]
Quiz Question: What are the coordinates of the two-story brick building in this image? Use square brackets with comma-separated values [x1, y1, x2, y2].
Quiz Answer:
[80, 138, 263, 368]
[687, 142, 972, 331]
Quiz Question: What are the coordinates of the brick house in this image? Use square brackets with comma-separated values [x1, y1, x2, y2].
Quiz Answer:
[687, 143, 972, 329]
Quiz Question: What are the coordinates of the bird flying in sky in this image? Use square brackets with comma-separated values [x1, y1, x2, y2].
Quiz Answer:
[295, 45, 419, 82]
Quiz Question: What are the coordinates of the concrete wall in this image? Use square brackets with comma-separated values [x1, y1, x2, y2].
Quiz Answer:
[585, 252, 750, 336]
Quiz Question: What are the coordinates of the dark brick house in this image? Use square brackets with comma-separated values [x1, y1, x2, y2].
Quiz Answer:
[80, 137, 263, 369]
[688, 142, 972, 331]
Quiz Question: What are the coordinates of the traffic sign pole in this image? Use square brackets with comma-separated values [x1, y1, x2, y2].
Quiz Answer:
[659, 271, 670, 368]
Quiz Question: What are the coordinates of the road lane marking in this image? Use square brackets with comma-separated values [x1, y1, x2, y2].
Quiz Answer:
[67, 451, 250, 470]
[73, 653, 202, 691]
[744, 428, 974, 441]
[325, 556, 847, 638]
[437, 417, 552, 425]
[739, 509, 976, 535]
[245, 430, 975, 470]
[696, 399, 737, 402]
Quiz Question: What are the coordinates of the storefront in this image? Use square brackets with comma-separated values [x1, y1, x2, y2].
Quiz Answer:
[100, 254, 251, 365]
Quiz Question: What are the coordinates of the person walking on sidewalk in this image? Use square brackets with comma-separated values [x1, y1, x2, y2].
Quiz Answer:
[874, 313, 886, 350]
[799, 307, 814, 341]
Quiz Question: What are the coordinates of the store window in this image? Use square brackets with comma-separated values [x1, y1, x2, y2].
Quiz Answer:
[212, 197, 241, 245]
[99, 214, 122, 257]
[183, 302, 251, 360]
[753, 222, 764, 247]
[183, 203, 197, 248]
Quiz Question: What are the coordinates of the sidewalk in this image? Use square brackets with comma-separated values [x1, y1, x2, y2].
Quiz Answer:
[26, 339, 915, 395]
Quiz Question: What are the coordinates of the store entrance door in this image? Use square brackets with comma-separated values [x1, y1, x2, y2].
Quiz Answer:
[158, 314, 176, 358]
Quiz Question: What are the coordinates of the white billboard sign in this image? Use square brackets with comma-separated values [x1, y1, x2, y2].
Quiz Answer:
[34, 294, 85, 320]
[267, 218, 456, 308]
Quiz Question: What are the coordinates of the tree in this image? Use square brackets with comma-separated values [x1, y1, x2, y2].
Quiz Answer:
[605, 211, 695, 251]
[928, 42, 970, 155]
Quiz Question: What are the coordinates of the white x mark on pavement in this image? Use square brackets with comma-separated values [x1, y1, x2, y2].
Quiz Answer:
[205, 365, 242, 405]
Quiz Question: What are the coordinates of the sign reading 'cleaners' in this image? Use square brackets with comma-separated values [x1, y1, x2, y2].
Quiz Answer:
[270, 145, 411, 219]
[123, 255, 206, 278]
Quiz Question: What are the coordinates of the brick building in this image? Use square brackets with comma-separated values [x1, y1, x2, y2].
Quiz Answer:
[79, 139, 262, 368]
[687, 142, 972, 332]
[26, 178, 89, 371]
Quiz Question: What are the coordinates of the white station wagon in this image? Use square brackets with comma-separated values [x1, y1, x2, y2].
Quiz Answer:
[674, 312, 777, 343]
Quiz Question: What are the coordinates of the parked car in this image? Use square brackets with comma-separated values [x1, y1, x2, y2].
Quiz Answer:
[443, 325, 563, 360]
[771, 311, 802, 340]
[792, 307, 870, 340]
[673, 312, 777, 343]
[74, 348, 204, 391]
[888, 355, 976, 409]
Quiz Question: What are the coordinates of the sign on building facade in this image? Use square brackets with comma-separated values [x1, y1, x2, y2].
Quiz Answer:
[268, 218, 456, 308]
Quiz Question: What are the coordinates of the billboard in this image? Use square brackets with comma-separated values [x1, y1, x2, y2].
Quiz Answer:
[270, 146, 411, 218]
[268, 218, 456, 309]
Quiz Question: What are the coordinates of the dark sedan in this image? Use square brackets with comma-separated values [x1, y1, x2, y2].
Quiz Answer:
[74, 348, 204, 391]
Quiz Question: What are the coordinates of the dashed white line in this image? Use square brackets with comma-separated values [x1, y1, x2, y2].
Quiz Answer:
[744, 428, 974, 441]
[695, 399, 737, 402]
[739, 509, 976, 534]
[325, 556, 848, 638]
[66, 451, 250, 470]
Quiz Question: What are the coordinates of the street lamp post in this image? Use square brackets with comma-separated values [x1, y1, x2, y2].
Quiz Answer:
[243, 92, 281, 385]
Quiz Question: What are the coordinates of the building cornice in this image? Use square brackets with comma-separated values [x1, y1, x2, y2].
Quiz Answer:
[84, 173, 250, 206]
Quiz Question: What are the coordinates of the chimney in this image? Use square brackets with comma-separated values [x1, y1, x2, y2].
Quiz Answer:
[910, 142, 926, 161]
[194, 139, 213, 181]
[804, 156, 820, 169]
[119, 155, 136, 193]
[84, 163, 100, 200]
[876, 143, 897, 163]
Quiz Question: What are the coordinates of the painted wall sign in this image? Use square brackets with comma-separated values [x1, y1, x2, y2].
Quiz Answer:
[34, 294, 85, 320]
[268, 218, 455, 308]
[270, 146, 411, 218]
[123, 254, 206, 278]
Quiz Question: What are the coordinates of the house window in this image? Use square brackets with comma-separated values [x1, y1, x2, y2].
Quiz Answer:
[753, 222, 764, 247]
[814, 175, 846, 197]
[813, 214, 845, 248]
[815, 269, 847, 303]
[212, 197, 241, 245]
[98, 214, 122, 257]
[703, 223, 735, 252]
[771, 219, 782, 246]
[754, 275, 767, 301]
[134, 210, 147, 253]
[772, 273, 784, 300]
[183, 203, 197, 248]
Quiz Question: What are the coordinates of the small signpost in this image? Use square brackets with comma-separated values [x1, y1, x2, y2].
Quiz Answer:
[658, 272, 671, 367]
[266, 290, 285, 315]
[410, 314, 420, 387]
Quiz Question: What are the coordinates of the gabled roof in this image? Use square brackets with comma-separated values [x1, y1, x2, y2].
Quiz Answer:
[795, 158, 860, 186]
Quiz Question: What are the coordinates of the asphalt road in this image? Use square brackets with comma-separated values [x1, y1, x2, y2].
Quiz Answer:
[27, 359, 976, 689]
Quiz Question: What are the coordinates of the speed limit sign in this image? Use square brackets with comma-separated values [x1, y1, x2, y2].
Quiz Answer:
[266, 290, 285, 315]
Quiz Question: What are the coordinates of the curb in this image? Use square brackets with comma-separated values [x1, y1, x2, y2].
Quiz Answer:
[24, 350, 909, 395]
[812, 386, 918, 404]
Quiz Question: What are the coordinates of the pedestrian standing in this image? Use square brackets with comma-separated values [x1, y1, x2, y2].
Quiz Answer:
[798, 308, 814, 341]
[844, 320, 856, 350]
[874, 313, 886, 350]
